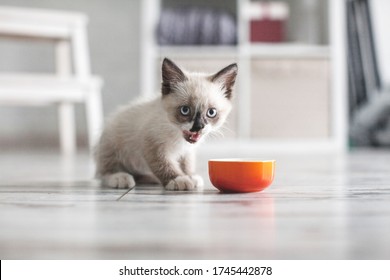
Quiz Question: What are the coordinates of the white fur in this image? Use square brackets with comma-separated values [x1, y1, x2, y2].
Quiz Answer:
[102, 172, 135, 189]
[95, 59, 237, 190]
[165, 175, 204, 191]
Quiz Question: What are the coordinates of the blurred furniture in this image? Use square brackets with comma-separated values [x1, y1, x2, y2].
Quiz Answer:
[0, 6, 103, 155]
[141, 0, 347, 153]
[157, 7, 236, 45]
[348, 0, 390, 146]
[247, 1, 289, 43]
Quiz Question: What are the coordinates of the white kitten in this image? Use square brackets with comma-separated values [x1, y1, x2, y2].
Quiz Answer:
[95, 58, 237, 190]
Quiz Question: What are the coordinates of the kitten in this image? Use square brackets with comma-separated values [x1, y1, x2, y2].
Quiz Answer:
[95, 58, 237, 190]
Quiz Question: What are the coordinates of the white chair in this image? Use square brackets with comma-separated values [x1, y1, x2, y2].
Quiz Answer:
[0, 6, 104, 155]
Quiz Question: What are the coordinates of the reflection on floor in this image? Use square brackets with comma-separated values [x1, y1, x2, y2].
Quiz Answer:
[0, 148, 389, 259]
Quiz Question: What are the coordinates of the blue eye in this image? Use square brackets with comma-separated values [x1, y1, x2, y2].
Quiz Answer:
[180, 106, 191, 116]
[207, 108, 217, 118]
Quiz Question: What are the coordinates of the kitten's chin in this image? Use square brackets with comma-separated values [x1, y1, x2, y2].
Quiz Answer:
[183, 130, 202, 144]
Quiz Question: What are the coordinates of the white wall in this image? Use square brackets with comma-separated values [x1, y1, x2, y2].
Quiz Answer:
[0, 0, 141, 149]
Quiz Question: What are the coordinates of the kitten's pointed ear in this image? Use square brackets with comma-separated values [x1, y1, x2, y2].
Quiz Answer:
[210, 63, 238, 100]
[162, 58, 187, 95]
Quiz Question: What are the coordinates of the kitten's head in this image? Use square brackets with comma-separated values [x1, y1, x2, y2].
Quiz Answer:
[161, 58, 237, 144]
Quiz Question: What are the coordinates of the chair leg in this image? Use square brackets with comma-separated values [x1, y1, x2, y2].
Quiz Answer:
[86, 89, 103, 153]
[58, 102, 76, 155]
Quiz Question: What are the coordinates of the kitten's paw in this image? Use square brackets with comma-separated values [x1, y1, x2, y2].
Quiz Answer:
[190, 174, 204, 190]
[165, 175, 203, 191]
[165, 176, 194, 191]
[102, 172, 136, 189]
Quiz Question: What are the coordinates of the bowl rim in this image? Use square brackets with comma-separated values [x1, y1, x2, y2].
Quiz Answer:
[209, 158, 276, 163]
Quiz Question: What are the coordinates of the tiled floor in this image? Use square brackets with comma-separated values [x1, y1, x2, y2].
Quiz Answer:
[0, 147, 389, 259]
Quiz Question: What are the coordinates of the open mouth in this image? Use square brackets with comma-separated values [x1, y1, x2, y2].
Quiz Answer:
[183, 130, 202, 144]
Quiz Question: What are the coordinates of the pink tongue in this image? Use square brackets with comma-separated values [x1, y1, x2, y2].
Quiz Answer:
[190, 132, 200, 141]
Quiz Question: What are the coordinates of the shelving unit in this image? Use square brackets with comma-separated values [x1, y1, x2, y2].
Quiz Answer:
[156, 44, 329, 58]
[140, 0, 347, 153]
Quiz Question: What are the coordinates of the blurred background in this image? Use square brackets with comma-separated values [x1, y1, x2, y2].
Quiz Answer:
[0, 0, 389, 153]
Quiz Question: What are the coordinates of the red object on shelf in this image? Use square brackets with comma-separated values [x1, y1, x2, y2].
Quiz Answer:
[246, 1, 289, 43]
[250, 19, 285, 42]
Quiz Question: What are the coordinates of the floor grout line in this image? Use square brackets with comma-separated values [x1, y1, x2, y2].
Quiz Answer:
[116, 186, 135, 201]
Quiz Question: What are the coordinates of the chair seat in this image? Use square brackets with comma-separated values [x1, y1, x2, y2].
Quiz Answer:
[0, 6, 87, 39]
[0, 73, 102, 105]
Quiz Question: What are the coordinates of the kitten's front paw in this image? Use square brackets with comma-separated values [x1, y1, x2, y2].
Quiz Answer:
[165, 175, 203, 191]
[190, 175, 204, 190]
[102, 172, 136, 189]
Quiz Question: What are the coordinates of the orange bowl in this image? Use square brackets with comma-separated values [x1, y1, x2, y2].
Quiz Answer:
[208, 159, 275, 193]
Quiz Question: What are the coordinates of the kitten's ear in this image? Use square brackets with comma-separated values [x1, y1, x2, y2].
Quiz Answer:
[210, 63, 238, 100]
[161, 58, 187, 95]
